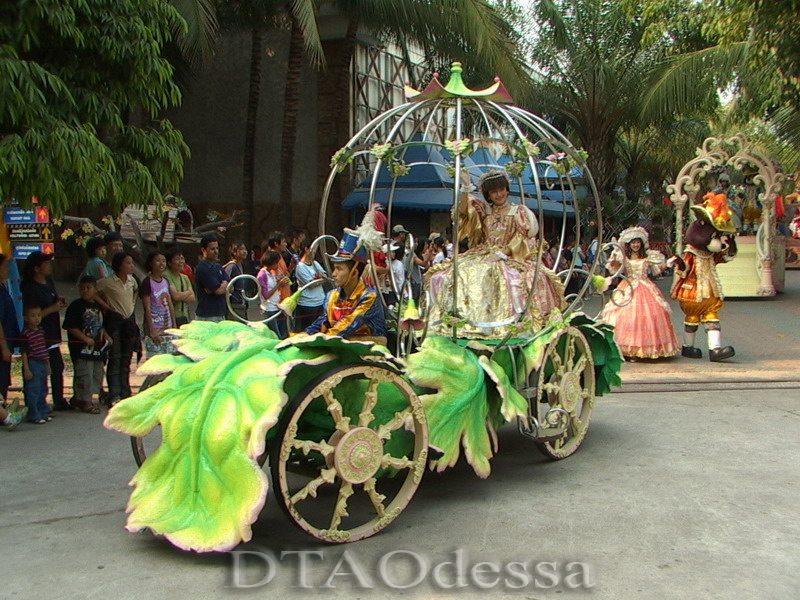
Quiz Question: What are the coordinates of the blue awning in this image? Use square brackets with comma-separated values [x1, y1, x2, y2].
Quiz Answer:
[342, 188, 575, 216]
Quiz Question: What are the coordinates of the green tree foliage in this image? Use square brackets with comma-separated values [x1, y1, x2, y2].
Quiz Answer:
[525, 0, 708, 200]
[635, 0, 800, 171]
[0, 0, 190, 215]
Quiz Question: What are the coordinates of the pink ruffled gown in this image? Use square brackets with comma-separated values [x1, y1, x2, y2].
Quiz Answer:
[600, 252, 679, 358]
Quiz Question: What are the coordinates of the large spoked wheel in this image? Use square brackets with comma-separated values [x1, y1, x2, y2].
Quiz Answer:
[130, 373, 168, 467]
[532, 327, 595, 460]
[270, 363, 428, 543]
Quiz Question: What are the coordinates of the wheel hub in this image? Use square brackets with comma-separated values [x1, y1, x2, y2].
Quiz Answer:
[559, 371, 581, 412]
[332, 427, 384, 484]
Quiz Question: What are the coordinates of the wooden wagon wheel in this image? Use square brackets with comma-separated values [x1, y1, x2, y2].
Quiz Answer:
[270, 363, 428, 543]
[532, 326, 595, 460]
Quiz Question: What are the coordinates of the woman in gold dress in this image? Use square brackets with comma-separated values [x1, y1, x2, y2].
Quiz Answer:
[426, 170, 565, 338]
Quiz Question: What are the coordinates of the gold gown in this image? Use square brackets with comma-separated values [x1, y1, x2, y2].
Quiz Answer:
[425, 195, 565, 338]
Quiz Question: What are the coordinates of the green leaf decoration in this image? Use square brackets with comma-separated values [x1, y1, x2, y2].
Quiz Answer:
[105, 340, 288, 552]
[520, 330, 554, 375]
[105, 323, 411, 552]
[277, 333, 400, 369]
[405, 336, 493, 478]
[477, 355, 528, 423]
[137, 353, 193, 376]
[167, 320, 278, 360]
[568, 314, 624, 396]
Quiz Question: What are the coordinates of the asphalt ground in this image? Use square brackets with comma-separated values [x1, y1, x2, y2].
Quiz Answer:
[1, 271, 798, 599]
[1, 387, 798, 599]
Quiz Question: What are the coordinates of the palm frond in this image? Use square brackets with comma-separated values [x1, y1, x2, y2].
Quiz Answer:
[291, 0, 325, 67]
[168, 0, 218, 68]
[767, 105, 800, 173]
[638, 41, 750, 122]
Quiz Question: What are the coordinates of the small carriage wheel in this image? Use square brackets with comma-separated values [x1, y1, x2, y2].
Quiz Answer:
[130, 373, 168, 467]
[270, 363, 428, 543]
[532, 327, 596, 460]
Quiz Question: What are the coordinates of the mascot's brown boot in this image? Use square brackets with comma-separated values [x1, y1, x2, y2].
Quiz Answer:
[709, 346, 735, 362]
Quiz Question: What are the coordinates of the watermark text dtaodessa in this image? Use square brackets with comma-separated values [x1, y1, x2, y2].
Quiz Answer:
[229, 548, 595, 590]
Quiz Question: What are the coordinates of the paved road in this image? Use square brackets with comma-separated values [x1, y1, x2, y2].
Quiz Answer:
[2, 272, 798, 599]
[2, 387, 798, 599]
[582, 270, 800, 384]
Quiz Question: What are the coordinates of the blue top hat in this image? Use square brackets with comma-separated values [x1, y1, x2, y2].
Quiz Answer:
[327, 231, 369, 263]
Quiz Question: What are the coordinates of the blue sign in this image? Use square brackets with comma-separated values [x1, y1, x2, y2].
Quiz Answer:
[12, 242, 54, 260]
[4, 209, 36, 224]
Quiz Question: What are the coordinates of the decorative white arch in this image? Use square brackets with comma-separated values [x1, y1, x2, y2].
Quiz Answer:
[667, 133, 784, 296]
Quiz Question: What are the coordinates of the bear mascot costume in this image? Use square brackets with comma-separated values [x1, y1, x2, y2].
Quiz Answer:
[670, 199, 737, 361]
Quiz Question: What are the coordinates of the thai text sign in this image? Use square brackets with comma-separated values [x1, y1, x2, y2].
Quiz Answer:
[4, 207, 50, 224]
[13, 242, 55, 260]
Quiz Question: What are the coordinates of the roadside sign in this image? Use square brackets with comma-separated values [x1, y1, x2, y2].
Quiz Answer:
[4, 209, 36, 224]
[3, 207, 50, 224]
[13, 242, 54, 260]
[7, 223, 54, 242]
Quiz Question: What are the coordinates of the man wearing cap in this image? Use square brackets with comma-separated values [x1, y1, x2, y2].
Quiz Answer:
[391, 224, 409, 245]
[305, 231, 387, 345]
[21, 251, 69, 410]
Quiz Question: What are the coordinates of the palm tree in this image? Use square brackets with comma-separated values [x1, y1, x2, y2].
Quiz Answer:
[633, 0, 800, 172]
[525, 0, 718, 200]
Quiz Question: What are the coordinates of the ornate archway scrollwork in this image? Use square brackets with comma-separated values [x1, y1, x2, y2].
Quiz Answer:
[668, 133, 784, 296]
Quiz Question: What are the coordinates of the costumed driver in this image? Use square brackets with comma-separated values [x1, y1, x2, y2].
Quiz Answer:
[305, 230, 387, 345]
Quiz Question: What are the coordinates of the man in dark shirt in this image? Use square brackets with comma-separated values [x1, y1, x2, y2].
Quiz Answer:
[194, 234, 229, 322]
[21, 251, 69, 410]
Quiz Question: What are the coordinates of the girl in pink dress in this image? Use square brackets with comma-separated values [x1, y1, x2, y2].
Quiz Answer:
[601, 227, 679, 358]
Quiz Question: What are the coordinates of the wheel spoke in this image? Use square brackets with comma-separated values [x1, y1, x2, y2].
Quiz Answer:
[358, 379, 380, 427]
[290, 467, 337, 504]
[363, 478, 387, 517]
[542, 382, 560, 395]
[380, 454, 415, 471]
[566, 335, 576, 366]
[324, 390, 351, 433]
[293, 439, 335, 456]
[377, 408, 412, 440]
[329, 482, 354, 530]
[574, 354, 587, 373]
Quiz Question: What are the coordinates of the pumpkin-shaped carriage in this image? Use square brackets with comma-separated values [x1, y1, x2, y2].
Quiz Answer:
[106, 64, 622, 552]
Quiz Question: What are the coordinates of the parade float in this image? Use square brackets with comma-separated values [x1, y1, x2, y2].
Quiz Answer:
[668, 133, 786, 296]
[104, 63, 622, 553]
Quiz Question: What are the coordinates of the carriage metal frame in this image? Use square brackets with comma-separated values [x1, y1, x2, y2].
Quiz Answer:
[128, 64, 616, 545]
